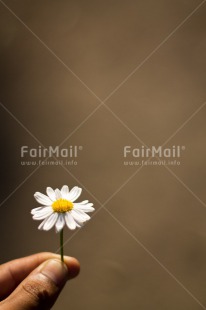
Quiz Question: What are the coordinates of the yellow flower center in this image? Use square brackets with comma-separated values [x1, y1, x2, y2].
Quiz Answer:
[52, 199, 74, 213]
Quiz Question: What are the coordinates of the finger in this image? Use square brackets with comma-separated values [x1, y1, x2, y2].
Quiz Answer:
[0, 252, 80, 300]
[1, 258, 80, 310]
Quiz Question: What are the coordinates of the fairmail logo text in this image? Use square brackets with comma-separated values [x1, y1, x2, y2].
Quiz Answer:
[124, 145, 185, 158]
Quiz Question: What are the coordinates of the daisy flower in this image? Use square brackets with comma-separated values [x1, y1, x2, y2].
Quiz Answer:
[31, 185, 94, 261]
[31, 185, 94, 232]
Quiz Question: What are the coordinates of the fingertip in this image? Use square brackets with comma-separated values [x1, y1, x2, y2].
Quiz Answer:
[25, 252, 80, 280]
[63, 256, 80, 279]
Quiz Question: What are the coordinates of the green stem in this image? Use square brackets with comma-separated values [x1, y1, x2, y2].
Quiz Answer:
[60, 229, 64, 262]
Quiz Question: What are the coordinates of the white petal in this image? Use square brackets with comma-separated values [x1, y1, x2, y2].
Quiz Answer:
[74, 209, 90, 221]
[40, 213, 58, 231]
[61, 185, 69, 199]
[65, 212, 76, 230]
[31, 207, 43, 215]
[34, 192, 52, 206]
[74, 203, 94, 213]
[46, 187, 56, 201]
[55, 214, 65, 232]
[32, 207, 53, 220]
[38, 217, 48, 230]
[71, 210, 86, 223]
[75, 221, 82, 228]
[67, 186, 82, 202]
[71, 209, 90, 226]
[76, 200, 89, 205]
[55, 189, 62, 200]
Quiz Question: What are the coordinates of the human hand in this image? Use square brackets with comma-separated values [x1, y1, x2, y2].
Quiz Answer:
[0, 252, 80, 310]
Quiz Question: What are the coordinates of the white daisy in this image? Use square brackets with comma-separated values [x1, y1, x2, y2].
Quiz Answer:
[31, 185, 94, 232]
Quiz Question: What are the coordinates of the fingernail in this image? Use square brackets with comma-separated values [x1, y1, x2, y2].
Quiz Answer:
[41, 259, 68, 287]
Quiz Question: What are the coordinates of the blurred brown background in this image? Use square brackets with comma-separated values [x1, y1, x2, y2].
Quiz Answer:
[0, 0, 206, 309]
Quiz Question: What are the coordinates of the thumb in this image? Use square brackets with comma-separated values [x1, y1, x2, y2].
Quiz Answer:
[2, 259, 74, 310]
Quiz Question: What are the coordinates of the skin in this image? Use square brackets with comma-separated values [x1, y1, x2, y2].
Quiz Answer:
[0, 252, 80, 310]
